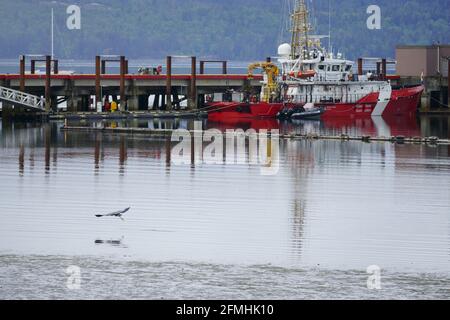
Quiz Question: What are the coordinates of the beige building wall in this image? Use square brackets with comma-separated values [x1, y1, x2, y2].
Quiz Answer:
[396, 45, 450, 77]
[396, 47, 428, 77]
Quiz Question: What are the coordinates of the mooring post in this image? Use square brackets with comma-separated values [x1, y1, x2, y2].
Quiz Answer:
[101, 60, 106, 74]
[95, 56, 101, 111]
[53, 60, 59, 75]
[447, 59, 450, 109]
[30, 60, 36, 75]
[19, 55, 25, 92]
[125, 60, 129, 75]
[376, 62, 381, 77]
[382, 58, 387, 80]
[189, 56, 197, 109]
[266, 57, 271, 63]
[222, 61, 227, 75]
[166, 56, 172, 110]
[200, 61, 205, 75]
[357, 58, 363, 76]
[45, 55, 51, 112]
[120, 55, 126, 110]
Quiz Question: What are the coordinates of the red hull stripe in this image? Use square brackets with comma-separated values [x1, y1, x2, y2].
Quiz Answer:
[207, 85, 424, 120]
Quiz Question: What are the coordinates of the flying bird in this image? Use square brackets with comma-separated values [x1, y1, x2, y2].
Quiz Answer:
[95, 207, 131, 220]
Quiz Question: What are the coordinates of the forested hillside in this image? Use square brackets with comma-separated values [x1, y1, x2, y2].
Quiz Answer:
[1, 0, 449, 60]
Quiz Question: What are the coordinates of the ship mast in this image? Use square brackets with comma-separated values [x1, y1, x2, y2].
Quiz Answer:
[290, 0, 311, 60]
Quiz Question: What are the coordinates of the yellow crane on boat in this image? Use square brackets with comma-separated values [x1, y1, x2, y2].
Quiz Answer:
[247, 62, 280, 103]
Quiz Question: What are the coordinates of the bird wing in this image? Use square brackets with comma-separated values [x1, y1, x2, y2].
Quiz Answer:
[96, 207, 131, 217]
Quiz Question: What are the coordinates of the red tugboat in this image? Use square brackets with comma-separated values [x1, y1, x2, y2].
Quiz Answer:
[207, 0, 423, 121]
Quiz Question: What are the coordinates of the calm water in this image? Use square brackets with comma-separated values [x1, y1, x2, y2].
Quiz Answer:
[0, 117, 450, 299]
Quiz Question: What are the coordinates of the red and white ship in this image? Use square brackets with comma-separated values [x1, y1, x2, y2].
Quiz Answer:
[207, 0, 423, 121]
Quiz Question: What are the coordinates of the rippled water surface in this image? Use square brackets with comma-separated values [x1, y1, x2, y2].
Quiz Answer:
[1, 117, 450, 299]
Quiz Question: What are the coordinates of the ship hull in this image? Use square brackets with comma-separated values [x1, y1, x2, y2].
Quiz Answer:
[321, 85, 424, 119]
[207, 85, 424, 121]
[207, 102, 284, 122]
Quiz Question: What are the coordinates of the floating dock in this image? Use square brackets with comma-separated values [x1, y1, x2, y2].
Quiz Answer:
[60, 125, 450, 145]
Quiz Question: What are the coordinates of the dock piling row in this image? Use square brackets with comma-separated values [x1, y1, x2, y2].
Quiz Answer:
[2, 54, 263, 117]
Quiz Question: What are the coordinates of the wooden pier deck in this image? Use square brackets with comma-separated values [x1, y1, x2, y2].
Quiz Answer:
[0, 55, 263, 114]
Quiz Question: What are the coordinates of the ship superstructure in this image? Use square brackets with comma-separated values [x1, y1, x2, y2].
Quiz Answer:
[207, 0, 424, 121]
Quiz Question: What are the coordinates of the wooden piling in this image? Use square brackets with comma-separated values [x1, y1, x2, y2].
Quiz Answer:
[222, 61, 227, 75]
[190, 56, 197, 110]
[120, 55, 126, 110]
[166, 56, 172, 110]
[200, 61, 205, 75]
[45, 55, 51, 111]
[19, 55, 25, 92]
[53, 60, 59, 75]
[448, 59, 450, 108]
[31, 60, 36, 75]
[101, 60, 106, 74]
[95, 56, 101, 110]
[357, 58, 363, 76]
[382, 58, 387, 80]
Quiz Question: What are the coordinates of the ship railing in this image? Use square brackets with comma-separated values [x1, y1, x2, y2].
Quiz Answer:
[296, 94, 365, 104]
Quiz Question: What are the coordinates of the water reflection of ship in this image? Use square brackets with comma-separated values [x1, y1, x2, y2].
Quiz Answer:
[4, 117, 449, 177]
[207, 119, 280, 131]
[206, 114, 422, 137]
[282, 139, 315, 259]
[283, 117, 420, 259]
[280, 115, 421, 138]
[321, 115, 421, 137]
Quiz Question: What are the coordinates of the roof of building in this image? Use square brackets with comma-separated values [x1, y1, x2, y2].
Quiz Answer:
[396, 44, 450, 49]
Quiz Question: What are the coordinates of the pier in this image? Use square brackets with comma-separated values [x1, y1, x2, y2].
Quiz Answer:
[1, 49, 449, 119]
[0, 55, 263, 116]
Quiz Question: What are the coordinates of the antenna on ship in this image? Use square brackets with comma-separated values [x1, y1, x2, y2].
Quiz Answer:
[51, 8, 54, 60]
[290, 0, 311, 60]
[328, 0, 332, 55]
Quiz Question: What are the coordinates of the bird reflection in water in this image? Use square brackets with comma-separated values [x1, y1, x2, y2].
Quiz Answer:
[95, 237, 127, 248]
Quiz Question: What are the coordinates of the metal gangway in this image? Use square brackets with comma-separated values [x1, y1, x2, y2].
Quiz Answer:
[0, 86, 45, 111]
